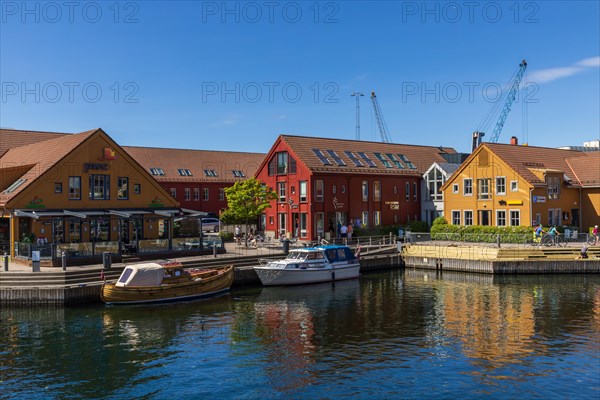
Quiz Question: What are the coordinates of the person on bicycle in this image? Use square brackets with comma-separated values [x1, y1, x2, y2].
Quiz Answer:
[534, 224, 545, 245]
[548, 226, 558, 244]
[593, 225, 599, 246]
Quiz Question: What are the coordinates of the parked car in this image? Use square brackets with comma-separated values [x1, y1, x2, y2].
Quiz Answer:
[201, 218, 220, 232]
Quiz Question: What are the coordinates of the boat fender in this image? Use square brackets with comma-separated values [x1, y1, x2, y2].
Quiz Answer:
[194, 278, 203, 282]
[332, 271, 335, 281]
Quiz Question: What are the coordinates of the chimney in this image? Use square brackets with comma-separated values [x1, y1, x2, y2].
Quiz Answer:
[510, 136, 518, 145]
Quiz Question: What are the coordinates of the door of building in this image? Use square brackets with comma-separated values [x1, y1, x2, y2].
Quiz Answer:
[478, 210, 491, 226]
[571, 209, 580, 227]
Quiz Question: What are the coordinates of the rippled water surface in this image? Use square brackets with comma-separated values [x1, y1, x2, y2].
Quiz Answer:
[1, 270, 599, 399]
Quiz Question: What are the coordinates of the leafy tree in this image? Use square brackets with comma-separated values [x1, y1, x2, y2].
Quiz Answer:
[220, 178, 277, 245]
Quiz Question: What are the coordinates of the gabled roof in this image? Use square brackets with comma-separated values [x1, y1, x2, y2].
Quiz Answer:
[442, 142, 590, 190]
[0, 128, 70, 156]
[123, 146, 266, 183]
[566, 152, 600, 187]
[267, 135, 456, 176]
[0, 129, 98, 203]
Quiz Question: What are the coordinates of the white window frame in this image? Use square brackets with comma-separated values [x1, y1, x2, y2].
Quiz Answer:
[219, 188, 225, 201]
[463, 178, 473, 196]
[495, 176, 506, 195]
[496, 210, 507, 227]
[203, 187, 209, 201]
[184, 188, 190, 201]
[315, 179, 324, 202]
[362, 181, 368, 202]
[413, 182, 418, 201]
[361, 211, 368, 227]
[452, 183, 459, 194]
[299, 181, 307, 202]
[194, 188, 200, 201]
[452, 210, 461, 225]
[510, 180, 518, 192]
[405, 182, 410, 201]
[477, 178, 491, 200]
[374, 211, 381, 226]
[509, 209, 520, 226]
[170, 188, 176, 198]
[464, 210, 473, 226]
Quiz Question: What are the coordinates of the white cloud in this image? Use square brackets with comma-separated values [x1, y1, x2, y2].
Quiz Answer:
[529, 56, 600, 84]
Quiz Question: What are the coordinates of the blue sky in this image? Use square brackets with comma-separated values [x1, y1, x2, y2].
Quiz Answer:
[1, 1, 599, 154]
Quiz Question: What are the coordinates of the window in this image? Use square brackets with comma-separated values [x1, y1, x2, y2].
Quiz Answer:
[398, 154, 416, 169]
[373, 181, 381, 201]
[463, 179, 473, 196]
[405, 182, 410, 201]
[386, 153, 405, 169]
[413, 182, 418, 201]
[362, 181, 368, 202]
[204, 169, 218, 177]
[134, 183, 141, 194]
[68, 220, 81, 243]
[496, 210, 507, 226]
[510, 180, 518, 192]
[117, 177, 129, 200]
[219, 188, 225, 201]
[69, 177, 81, 200]
[452, 211, 461, 225]
[426, 167, 445, 201]
[278, 182, 286, 202]
[341, 185, 346, 194]
[357, 152, 377, 167]
[547, 176, 561, 199]
[496, 177, 506, 195]
[194, 188, 200, 201]
[54, 183, 62, 193]
[2, 178, 27, 194]
[312, 149, 332, 165]
[344, 151, 364, 167]
[362, 211, 368, 227]
[374, 211, 381, 226]
[232, 170, 246, 178]
[393, 185, 398, 194]
[548, 209, 554, 226]
[90, 218, 110, 242]
[332, 185, 336, 194]
[477, 178, 491, 200]
[299, 181, 307, 202]
[170, 188, 176, 198]
[326, 150, 346, 166]
[510, 210, 520, 226]
[452, 184, 459, 194]
[149, 168, 165, 176]
[277, 152, 289, 174]
[464, 210, 473, 226]
[89, 175, 110, 200]
[374, 153, 392, 168]
[177, 169, 192, 176]
[184, 188, 191, 201]
[315, 180, 324, 202]
[203, 188, 209, 201]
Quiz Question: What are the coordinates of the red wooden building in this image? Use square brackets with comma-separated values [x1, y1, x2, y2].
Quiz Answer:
[124, 146, 265, 217]
[255, 135, 457, 240]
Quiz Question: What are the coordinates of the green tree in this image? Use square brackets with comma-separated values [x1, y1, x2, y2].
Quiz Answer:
[220, 178, 277, 245]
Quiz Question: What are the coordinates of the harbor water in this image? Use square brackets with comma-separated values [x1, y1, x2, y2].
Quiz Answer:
[1, 269, 599, 399]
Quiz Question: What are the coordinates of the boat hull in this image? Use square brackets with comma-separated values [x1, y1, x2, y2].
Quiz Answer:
[254, 263, 360, 286]
[101, 265, 234, 305]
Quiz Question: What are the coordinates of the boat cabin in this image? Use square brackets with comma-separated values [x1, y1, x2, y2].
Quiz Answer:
[115, 262, 187, 287]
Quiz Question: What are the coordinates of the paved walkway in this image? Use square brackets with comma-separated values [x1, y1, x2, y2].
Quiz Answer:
[1, 241, 287, 273]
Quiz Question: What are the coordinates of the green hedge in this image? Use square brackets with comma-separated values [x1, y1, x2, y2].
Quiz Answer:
[218, 231, 234, 242]
[430, 224, 534, 243]
[353, 221, 430, 237]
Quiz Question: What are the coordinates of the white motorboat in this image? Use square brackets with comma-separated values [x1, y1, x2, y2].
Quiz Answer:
[254, 245, 360, 286]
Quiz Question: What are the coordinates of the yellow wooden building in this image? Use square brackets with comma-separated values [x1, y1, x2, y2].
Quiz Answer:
[442, 142, 600, 230]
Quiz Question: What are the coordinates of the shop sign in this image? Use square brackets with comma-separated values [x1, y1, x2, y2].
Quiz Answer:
[533, 196, 546, 203]
[101, 147, 117, 160]
[332, 196, 344, 209]
[83, 163, 109, 172]
[385, 201, 400, 210]
[25, 196, 45, 209]
[507, 200, 523, 206]
[149, 196, 164, 208]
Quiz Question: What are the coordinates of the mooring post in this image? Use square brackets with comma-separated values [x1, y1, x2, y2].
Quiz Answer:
[213, 243, 217, 258]
[3, 252, 8, 271]
[497, 234, 501, 248]
[62, 251, 67, 271]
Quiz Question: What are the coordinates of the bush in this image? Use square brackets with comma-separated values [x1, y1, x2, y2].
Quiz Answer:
[218, 231, 234, 242]
[430, 224, 534, 243]
[432, 216, 448, 226]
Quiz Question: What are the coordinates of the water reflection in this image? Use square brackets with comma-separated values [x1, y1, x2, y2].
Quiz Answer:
[1, 271, 599, 399]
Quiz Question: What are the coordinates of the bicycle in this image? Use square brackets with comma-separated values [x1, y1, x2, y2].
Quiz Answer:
[530, 233, 566, 247]
[587, 234, 599, 246]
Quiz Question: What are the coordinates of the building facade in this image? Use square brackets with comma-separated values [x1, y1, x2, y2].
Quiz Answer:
[255, 135, 457, 240]
[442, 142, 600, 229]
[0, 128, 180, 258]
[124, 146, 265, 217]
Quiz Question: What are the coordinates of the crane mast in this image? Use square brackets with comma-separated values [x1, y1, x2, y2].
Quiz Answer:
[472, 59, 528, 151]
[370, 91, 392, 143]
[489, 60, 528, 144]
[351, 92, 364, 140]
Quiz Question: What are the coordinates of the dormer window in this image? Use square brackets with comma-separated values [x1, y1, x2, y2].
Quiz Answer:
[150, 168, 165, 176]
[178, 169, 192, 176]
[232, 170, 246, 178]
[204, 170, 218, 177]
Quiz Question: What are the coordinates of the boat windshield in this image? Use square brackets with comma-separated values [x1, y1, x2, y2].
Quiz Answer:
[286, 251, 307, 260]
